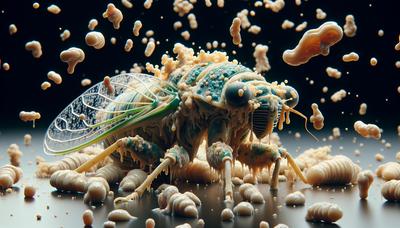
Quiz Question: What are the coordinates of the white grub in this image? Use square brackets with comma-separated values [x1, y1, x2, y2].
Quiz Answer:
[233, 201, 254, 216]
[309, 103, 324, 130]
[259, 221, 270, 228]
[24, 185, 36, 198]
[175, 223, 191, 228]
[230, 17, 242, 45]
[354, 120, 381, 140]
[181, 30, 191, 40]
[232, 177, 244, 185]
[144, 0, 153, 9]
[19, 111, 41, 124]
[82, 210, 94, 226]
[330, 89, 346, 102]
[104, 221, 116, 228]
[0, 165, 23, 189]
[7, 144, 22, 166]
[239, 183, 264, 203]
[84, 177, 110, 205]
[173, 21, 183, 30]
[60, 29, 71, 41]
[378, 29, 384, 37]
[248, 25, 261, 34]
[281, 19, 294, 30]
[121, 0, 133, 9]
[81, 78, 92, 87]
[173, 0, 194, 17]
[145, 218, 155, 228]
[326, 67, 341, 79]
[282, 22, 343, 66]
[47, 4, 61, 14]
[85, 31, 105, 49]
[264, 0, 285, 13]
[158, 186, 200, 218]
[285, 191, 305, 206]
[253, 44, 271, 73]
[381, 180, 400, 201]
[332, 127, 341, 138]
[132, 20, 143, 36]
[50, 170, 87, 192]
[316, 8, 327, 20]
[357, 170, 374, 199]
[243, 173, 257, 184]
[25, 40, 42, 58]
[124, 39, 133, 52]
[144, 40, 156, 57]
[37, 153, 93, 178]
[2, 62, 10, 71]
[119, 169, 147, 192]
[88, 19, 99, 30]
[60, 47, 85, 74]
[187, 13, 198, 29]
[102, 3, 123, 29]
[306, 202, 342, 223]
[236, 9, 250, 29]
[41, 81, 51, 90]
[221, 208, 234, 221]
[376, 162, 400, 181]
[107, 209, 135, 222]
[23, 134, 32, 146]
[32, 2, 40, 9]
[343, 14, 357, 37]
[47, 71, 62, 84]
[370, 57, 378, 66]
[306, 155, 360, 186]
[359, 103, 367, 115]
[9, 24, 17, 35]
[295, 21, 308, 32]
[342, 52, 359, 62]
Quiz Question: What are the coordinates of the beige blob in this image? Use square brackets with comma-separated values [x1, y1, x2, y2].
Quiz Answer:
[376, 162, 400, 181]
[264, 0, 285, 13]
[187, 13, 198, 29]
[0, 165, 23, 189]
[88, 19, 98, 30]
[25, 40, 42, 58]
[342, 52, 359, 62]
[102, 3, 123, 29]
[357, 170, 374, 199]
[281, 20, 294, 30]
[144, 40, 156, 57]
[24, 134, 32, 146]
[295, 21, 308, 32]
[343, 14, 357, 37]
[81, 78, 92, 87]
[47, 4, 61, 14]
[173, 0, 194, 16]
[353, 120, 381, 139]
[306, 202, 343, 223]
[19, 111, 41, 123]
[285, 191, 305, 206]
[330, 89, 346, 102]
[60, 47, 85, 74]
[359, 103, 367, 115]
[221, 208, 234, 221]
[7, 144, 23, 167]
[119, 169, 147, 192]
[132, 20, 143, 36]
[310, 103, 324, 130]
[41, 81, 51, 90]
[233, 201, 254, 216]
[239, 183, 265, 204]
[326, 67, 341, 79]
[85, 31, 105, 49]
[9, 24, 17, 35]
[82, 210, 94, 226]
[230, 17, 242, 45]
[24, 185, 36, 198]
[316, 8, 327, 20]
[47, 71, 62, 84]
[107, 209, 135, 222]
[381, 180, 400, 201]
[253, 44, 271, 73]
[124, 39, 133, 52]
[60, 29, 71, 41]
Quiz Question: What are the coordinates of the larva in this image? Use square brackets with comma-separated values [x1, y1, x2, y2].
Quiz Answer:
[50, 170, 87, 192]
[158, 185, 201, 218]
[357, 170, 374, 199]
[0, 165, 23, 189]
[305, 202, 343, 223]
[119, 169, 147, 191]
[95, 164, 125, 184]
[221, 208, 234, 221]
[306, 155, 360, 185]
[376, 162, 400, 181]
[381, 180, 400, 201]
[233, 201, 254, 216]
[238, 183, 265, 204]
[285, 191, 305, 206]
[84, 177, 110, 205]
[107, 209, 136, 222]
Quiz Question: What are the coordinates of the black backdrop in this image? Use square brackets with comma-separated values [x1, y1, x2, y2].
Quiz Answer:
[0, 0, 399, 134]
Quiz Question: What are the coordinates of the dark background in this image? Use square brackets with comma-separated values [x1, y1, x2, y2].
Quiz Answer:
[0, 0, 399, 135]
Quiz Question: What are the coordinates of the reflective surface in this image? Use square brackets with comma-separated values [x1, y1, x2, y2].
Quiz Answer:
[0, 129, 399, 228]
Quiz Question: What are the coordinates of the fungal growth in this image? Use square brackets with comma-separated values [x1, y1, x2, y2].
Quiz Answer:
[0, 164, 23, 189]
[357, 170, 374, 199]
[60, 47, 85, 74]
[282, 21, 343, 66]
[306, 202, 343, 223]
[353, 121, 381, 139]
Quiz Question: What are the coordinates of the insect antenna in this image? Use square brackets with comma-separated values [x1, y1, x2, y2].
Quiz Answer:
[286, 105, 319, 141]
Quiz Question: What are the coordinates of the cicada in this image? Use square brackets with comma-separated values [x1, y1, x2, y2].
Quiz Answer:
[44, 46, 312, 205]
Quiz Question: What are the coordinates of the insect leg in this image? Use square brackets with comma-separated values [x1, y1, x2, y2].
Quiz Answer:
[114, 145, 190, 205]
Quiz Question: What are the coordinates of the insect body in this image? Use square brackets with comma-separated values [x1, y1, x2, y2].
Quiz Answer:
[44, 45, 309, 205]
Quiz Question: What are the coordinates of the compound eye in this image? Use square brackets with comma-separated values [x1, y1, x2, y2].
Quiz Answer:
[225, 81, 252, 107]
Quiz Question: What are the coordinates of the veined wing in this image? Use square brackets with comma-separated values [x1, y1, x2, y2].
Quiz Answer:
[44, 73, 179, 155]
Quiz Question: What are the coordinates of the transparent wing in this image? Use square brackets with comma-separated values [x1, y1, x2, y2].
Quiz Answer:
[44, 73, 179, 155]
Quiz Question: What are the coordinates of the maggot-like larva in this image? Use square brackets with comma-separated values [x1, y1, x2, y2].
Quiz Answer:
[50, 170, 87, 192]
[354, 120, 381, 140]
[157, 185, 201, 218]
[171, 158, 219, 183]
[84, 177, 110, 205]
[309, 103, 324, 130]
[119, 169, 147, 192]
[342, 52, 359, 62]
[285, 191, 305, 206]
[60, 47, 85, 74]
[132, 20, 142, 36]
[221, 208, 234, 221]
[359, 103, 367, 115]
[0, 164, 23, 189]
[107, 209, 136, 222]
[25, 40, 42, 58]
[230, 17, 242, 45]
[238, 183, 265, 204]
[306, 155, 360, 185]
[282, 21, 343, 66]
[381, 180, 400, 201]
[102, 3, 123, 29]
[357, 170, 374, 199]
[144, 40, 156, 57]
[47, 71, 62, 84]
[41, 81, 51, 90]
[376, 162, 400, 181]
[95, 164, 125, 184]
[7, 143, 23, 166]
[233, 201, 254, 216]
[305, 202, 343, 223]
[330, 89, 346, 102]
[85, 31, 105, 49]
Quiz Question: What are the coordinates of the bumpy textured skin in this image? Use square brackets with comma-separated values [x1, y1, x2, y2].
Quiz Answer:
[157, 185, 201, 218]
[0, 165, 23, 189]
[284, 191, 305, 206]
[306, 202, 343, 223]
[119, 169, 147, 191]
[376, 162, 400, 181]
[238, 183, 265, 203]
[306, 155, 360, 185]
[50, 170, 87, 192]
[381, 180, 400, 201]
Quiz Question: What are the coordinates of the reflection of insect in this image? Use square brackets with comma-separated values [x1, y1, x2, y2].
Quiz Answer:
[44, 61, 311, 205]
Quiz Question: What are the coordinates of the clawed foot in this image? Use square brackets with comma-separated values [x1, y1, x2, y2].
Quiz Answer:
[113, 192, 140, 206]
